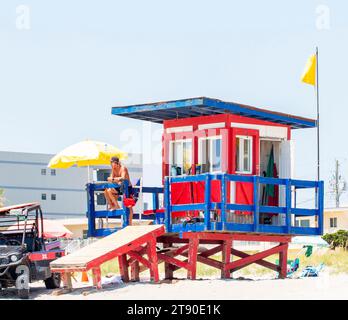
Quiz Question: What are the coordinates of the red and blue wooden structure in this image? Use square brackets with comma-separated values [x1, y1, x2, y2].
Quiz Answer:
[84, 97, 324, 282]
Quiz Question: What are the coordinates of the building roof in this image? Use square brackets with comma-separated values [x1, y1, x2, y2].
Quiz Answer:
[325, 207, 348, 213]
[112, 97, 317, 129]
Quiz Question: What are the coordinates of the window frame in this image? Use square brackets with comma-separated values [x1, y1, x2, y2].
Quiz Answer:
[330, 217, 337, 228]
[41, 169, 46, 175]
[235, 135, 253, 174]
[41, 193, 47, 200]
[168, 138, 193, 176]
[198, 135, 223, 174]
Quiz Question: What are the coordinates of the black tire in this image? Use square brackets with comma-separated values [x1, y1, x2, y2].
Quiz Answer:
[18, 288, 29, 299]
[44, 272, 61, 289]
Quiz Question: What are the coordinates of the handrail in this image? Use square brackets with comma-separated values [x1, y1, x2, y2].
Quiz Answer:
[164, 173, 324, 235]
[86, 180, 130, 237]
[86, 180, 165, 237]
[85, 173, 324, 237]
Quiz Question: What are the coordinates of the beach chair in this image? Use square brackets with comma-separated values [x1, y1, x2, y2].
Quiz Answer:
[275, 258, 300, 277]
[287, 258, 300, 276]
[300, 263, 324, 277]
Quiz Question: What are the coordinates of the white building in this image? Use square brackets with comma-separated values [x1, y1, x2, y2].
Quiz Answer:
[0, 151, 143, 219]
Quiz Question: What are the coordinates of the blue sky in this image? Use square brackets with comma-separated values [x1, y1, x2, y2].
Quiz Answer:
[0, 1, 347, 207]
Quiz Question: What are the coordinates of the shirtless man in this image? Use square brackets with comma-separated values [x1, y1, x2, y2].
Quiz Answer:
[104, 157, 134, 224]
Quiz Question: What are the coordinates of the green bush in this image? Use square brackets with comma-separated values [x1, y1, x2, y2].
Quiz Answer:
[323, 230, 348, 250]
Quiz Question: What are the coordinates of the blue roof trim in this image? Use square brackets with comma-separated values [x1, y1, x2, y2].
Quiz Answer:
[202, 98, 316, 129]
[112, 97, 204, 115]
[111, 97, 316, 129]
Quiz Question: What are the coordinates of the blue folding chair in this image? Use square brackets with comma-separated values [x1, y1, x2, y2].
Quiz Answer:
[300, 263, 324, 277]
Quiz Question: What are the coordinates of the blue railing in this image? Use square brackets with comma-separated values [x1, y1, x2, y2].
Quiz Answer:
[86, 181, 164, 237]
[86, 181, 130, 237]
[86, 174, 324, 237]
[164, 173, 324, 236]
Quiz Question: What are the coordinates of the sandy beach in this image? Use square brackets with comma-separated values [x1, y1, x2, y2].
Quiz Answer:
[1, 271, 347, 300]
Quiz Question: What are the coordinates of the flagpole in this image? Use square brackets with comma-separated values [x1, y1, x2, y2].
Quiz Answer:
[315, 46, 320, 213]
[316, 46, 320, 182]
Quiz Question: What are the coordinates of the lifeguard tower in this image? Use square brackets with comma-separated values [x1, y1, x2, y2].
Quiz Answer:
[108, 97, 323, 279]
[53, 97, 323, 287]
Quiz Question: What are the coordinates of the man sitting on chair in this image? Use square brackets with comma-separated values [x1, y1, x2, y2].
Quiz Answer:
[104, 157, 134, 224]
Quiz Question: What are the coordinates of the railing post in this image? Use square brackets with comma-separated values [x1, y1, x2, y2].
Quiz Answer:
[122, 180, 130, 228]
[164, 177, 172, 232]
[204, 174, 211, 231]
[318, 181, 324, 235]
[253, 176, 259, 232]
[87, 183, 96, 238]
[221, 174, 227, 230]
[152, 192, 159, 212]
[286, 180, 292, 234]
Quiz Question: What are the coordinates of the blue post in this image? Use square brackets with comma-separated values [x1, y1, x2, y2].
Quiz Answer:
[253, 176, 260, 232]
[152, 191, 159, 224]
[318, 181, 324, 235]
[286, 179, 292, 234]
[164, 177, 171, 232]
[152, 192, 159, 211]
[204, 174, 211, 231]
[122, 180, 129, 228]
[221, 174, 227, 230]
[86, 183, 96, 237]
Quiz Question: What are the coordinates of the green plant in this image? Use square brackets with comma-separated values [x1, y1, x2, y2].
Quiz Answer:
[323, 230, 348, 251]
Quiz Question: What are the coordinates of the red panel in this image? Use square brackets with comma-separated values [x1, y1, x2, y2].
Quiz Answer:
[29, 250, 65, 262]
[164, 113, 291, 133]
[170, 179, 221, 218]
[164, 114, 230, 130]
[143, 209, 165, 215]
[171, 183, 193, 205]
[192, 180, 221, 203]
[170, 182, 194, 217]
[181, 232, 292, 243]
[235, 182, 253, 212]
[229, 114, 290, 130]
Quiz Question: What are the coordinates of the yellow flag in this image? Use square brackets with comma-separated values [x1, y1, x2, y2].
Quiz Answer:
[301, 54, 316, 86]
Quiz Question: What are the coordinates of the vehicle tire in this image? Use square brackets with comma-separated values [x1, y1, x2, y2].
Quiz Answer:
[44, 272, 61, 289]
[18, 288, 30, 299]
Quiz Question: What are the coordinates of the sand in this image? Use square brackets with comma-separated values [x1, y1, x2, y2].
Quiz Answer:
[1, 271, 348, 300]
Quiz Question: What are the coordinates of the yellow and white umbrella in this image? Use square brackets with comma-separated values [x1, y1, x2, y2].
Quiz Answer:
[48, 140, 127, 181]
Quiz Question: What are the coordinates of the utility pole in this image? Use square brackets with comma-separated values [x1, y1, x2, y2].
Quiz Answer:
[330, 159, 347, 208]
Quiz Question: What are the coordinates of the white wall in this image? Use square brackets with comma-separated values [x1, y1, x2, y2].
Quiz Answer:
[0, 151, 143, 219]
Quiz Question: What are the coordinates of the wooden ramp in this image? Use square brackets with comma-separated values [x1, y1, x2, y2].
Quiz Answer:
[50, 225, 165, 290]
